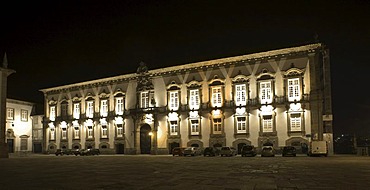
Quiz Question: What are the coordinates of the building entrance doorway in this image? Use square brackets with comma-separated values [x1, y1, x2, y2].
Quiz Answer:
[140, 124, 151, 154]
[116, 143, 124, 154]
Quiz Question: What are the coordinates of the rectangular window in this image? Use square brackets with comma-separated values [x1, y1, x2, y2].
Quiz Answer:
[212, 87, 222, 107]
[117, 124, 123, 137]
[189, 89, 200, 109]
[170, 121, 178, 135]
[50, 128, 55, 140]
[236, 117, 246, 133]
[7, 108, 14, 120]
[74, 127, 80, 139]
[260, 81, 272, 104]
[100, 100, 108, 117]
[101, 125, 108, 138]
[235, 84, 247, 106]
[190, 120, 199, 135]
[61, 103, 68, 117]
[73, 103, 80, 119]
[87, 126, 93, 138]
[262, 115, 273, 132]
[50, 106, 56, 121]
[21, 109, 28, 122]
[169, 91, 179, 110]
[61, 128, 67, 139]
[213, 118, 222, 134]
[86, 101, 94, 118]
[115, 97, 124, 115]
[288, 78, 300, 101]
[290, 113, 302, 131]
[141, 92, 149, 108]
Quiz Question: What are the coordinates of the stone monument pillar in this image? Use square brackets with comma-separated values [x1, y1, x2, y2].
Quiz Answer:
[0, 53, 16, 158]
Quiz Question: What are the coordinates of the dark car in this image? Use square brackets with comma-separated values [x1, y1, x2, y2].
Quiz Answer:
[183, 147, 202, 156]
[172, 147, 185, 156]
[241, 145, 257, 157]
[203, 147, 220, 157]
[261, 146, 275, 157]
[282, 146, 297, 157]
[55, 149, 64, 156]
[55, 149, 73, 156]
[220, 146, 237, 157]
[74, 148, 100, 156]
[82, 148, 100, 156]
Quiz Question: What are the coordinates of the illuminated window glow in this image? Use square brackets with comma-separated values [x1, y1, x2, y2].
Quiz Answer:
[169, 91, 179, 110]
[73, 103, 80, 119]
[213, 118, 222, 134]
[100, 99, 108, 117]
[21, 109, 28, 121]
[87, 126, 93, 138]
[86, 101, 94, 118]
[170, 120, 178, 135]
[50, 106, 56, 121]
[288, 78, 300, 101]
[190, 120, 199, 135]
[115, 97, 124, 115]
[212, 87, 222, 107]
[117, 124, 123, 137]
[189, 89, 200, 109]
[235, 84, 247, 106]
[141, 91, 149, 108]
[7, 108, 14, 120]
[236, 116, 246, 133]
[262, 115, 273, 132]
[290, 113, 302, 131]
[101, 125, 108, 138]
[260, 81, 272, 104]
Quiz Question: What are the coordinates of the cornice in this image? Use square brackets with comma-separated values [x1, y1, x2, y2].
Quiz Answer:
[40, 43, 322, 95]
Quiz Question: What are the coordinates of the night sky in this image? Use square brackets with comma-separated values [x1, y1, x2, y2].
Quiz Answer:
[1, 1, 370, 136]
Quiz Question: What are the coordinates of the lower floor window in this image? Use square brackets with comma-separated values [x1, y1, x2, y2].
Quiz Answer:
[101, 125, 108, 138]
[87, 126, 93, 138]
[236, 116, 246, 133]
[170, 121, 178, 135]
[290, 113, 302, 131]
[74, 127, 80, 139]
[117, 124, 123, 137]
[213, 118, 222, 134]
[262, 115, 273, 132]
[190, 120, 199, 135]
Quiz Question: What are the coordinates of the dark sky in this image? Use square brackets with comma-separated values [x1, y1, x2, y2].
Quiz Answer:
[1, 0, 370, 136]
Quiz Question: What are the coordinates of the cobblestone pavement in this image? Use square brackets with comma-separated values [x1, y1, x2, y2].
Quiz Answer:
[1, 154, 370, 190]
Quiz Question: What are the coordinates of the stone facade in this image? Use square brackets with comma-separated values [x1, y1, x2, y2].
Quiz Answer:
[40, 43, 333, 155]
[5, 99, 35, 154]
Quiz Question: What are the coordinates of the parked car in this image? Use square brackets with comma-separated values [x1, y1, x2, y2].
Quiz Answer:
[241, 145, 257, 157]
[183, 147, 202, 156]
[172, 147, 185, 156]
[261, 146, 275, 157]
[220, 146, 237, 157]
[55, 149, 64, 156]
[55, 149, 74, 156]
[74, 148, 100, 156]
[203, 147, 220, 157]
[282, 146, 297, 157]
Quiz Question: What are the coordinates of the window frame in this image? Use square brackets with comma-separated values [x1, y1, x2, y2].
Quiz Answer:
[21, 109, 28, 122]
[7, 108, 14, 120]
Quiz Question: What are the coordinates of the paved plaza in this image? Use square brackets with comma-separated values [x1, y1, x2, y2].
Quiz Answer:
[1, 154, 369, 190]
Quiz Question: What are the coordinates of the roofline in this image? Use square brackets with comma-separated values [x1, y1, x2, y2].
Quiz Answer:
[40, 43, 323, 93]
[7, 98, 35, 106]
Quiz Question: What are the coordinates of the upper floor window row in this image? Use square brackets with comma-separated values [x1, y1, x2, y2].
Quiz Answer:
[48, 96, 125, 120]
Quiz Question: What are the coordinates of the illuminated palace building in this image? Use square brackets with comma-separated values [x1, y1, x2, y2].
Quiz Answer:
[40, 43, 333, 155]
